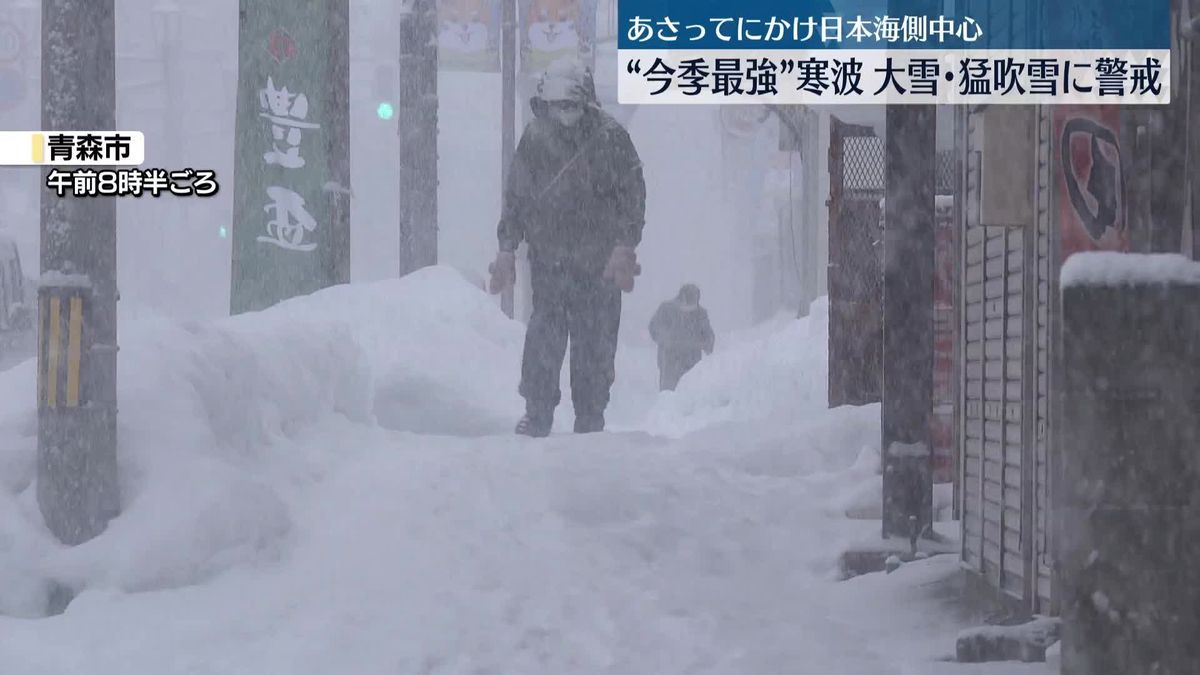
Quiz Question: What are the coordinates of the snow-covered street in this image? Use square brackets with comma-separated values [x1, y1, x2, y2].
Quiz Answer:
[0, 269, 1052, 673]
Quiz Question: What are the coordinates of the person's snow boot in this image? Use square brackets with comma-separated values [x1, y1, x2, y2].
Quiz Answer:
[573, 412, 605, 434]
[515, 412, 553, 438]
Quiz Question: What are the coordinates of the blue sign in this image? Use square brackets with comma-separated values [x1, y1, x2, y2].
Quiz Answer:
[617, 0, 1171, 51]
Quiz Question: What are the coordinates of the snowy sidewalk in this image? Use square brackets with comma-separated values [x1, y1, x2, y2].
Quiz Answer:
[1, 424, 1050, 674]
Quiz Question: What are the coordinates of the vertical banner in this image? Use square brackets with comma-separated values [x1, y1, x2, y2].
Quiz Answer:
[519, 0, 596, 73]
[1053, 105, 1130, 262]
[231, 0, 350, 315]
[439, 0, 501, 72]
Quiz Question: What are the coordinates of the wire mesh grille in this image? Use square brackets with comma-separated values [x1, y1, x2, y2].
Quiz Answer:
[841, 138, 957, 197]
[842, 136, 885, 196]
[935, 150, 956, 195]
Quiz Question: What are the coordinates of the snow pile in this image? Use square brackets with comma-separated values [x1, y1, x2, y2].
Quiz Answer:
[1060, 252, 1200, 287]
[641, 296, 829, 437]
[687, 404, 877, 481]
[956, 616, 1061, 661]
[0, 356, 43, 618]
[113, 266, 523, 447]
[0, 268, 526, 614]
[252, 267, 526, 436]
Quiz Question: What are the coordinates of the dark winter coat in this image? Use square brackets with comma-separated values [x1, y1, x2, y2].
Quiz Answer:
[649, 300, 715, 390]
[497, 91, 647, 274]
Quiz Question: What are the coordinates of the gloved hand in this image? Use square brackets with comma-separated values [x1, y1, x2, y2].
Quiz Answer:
[488, 251, 516, 294]
[602, 245, 641, 293]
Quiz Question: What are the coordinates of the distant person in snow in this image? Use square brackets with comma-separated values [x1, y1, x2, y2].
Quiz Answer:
[649, 284, 715, 391]
[487, 57, 647, 437]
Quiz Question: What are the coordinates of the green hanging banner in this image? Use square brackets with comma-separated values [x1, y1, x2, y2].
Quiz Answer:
[231, 0, 350, 315]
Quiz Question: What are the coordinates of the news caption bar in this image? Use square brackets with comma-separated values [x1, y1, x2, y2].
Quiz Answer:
[616, 0, 1172, 105]
[0, 131, 220, 198]
[0, 131, 146, 165]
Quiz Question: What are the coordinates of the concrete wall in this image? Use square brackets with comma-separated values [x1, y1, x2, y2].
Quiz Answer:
[1058, 269, 1200, 674]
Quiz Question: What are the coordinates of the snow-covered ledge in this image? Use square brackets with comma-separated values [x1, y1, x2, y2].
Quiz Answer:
[1060, 252, 1200, 288]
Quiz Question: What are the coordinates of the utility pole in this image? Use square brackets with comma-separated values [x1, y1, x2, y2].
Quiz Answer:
[152, 1, 183, 309]
[500, 0, 517, 318]
[1154, 0, 1197, 255]
[325, 0, 351, 286]
[1191, 0, 1200, 259]
[801, 109, 823, 312]
[880, 54, 937, 537]
[773, 105, 821, 316]
[1130, 0, 1192, 255]
[397, 0, 438, 276]
[514, 0, 534, 323]
[38, 0, 120, 545]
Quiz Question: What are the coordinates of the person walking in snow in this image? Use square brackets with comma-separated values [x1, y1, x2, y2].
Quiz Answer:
[487, 57, 647, 437]
[649, 284, 715, 391]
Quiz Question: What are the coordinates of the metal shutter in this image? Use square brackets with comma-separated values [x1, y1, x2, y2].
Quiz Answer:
[961, 107, 984, 573]
[1032, 105, 1054, 612]
[960, 107, 1028, 601]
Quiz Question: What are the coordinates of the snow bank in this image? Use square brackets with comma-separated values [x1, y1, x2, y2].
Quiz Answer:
[1061, 252, 1200, 287]
[246, 267, 525, 436]
[0, 481, 50, 618]
[641, 296, 829, 437]
[956, 615, 1061, 655]
[0, 292, 382, 605]
[0, 359, 46, 618]
[688, 404, 878, 481]
[0, 267, 525, 612]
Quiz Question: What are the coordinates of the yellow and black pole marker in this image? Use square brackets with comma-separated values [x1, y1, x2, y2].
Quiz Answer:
[37, 282, 118, 549]
[38, 290, 86, 410]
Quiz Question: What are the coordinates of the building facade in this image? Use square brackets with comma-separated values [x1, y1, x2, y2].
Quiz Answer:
[953, 0, 1197, 615]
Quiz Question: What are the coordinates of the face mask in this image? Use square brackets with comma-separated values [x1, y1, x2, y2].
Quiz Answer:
[680, 302, 699, 312]
[549, 105, 583, 127]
